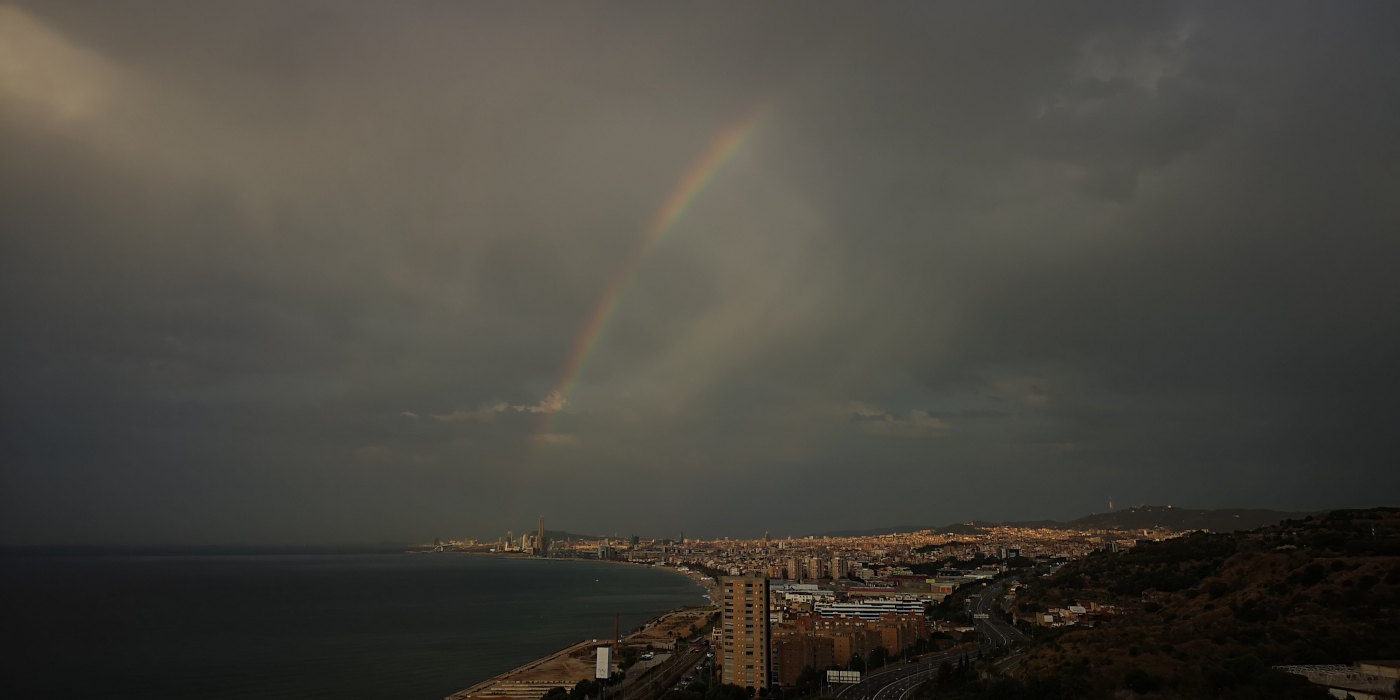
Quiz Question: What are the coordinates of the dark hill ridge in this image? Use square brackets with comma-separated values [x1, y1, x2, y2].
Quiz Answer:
[1065, 506, 1318, 533]
[542, 530, 605, 542]
[999, 507, 1400, 699]
[813, 523, 991, 538]
[808, 507, 1313, 538]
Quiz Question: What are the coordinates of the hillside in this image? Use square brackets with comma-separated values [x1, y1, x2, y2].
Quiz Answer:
[995, 507, 1400, 699]
[1064, 506, 1315, 533]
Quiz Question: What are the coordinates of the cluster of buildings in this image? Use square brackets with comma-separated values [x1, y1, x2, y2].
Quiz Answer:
[1275, 661, 1400, 700]
[434, 522, 1186, 692]
[474, 518, 553, 556]
[439, 522, 1160, 574]
[1016, 600, 1121, 628]
[623, 526, 1119, 579]
[716, 571, 951, 690]
[695, 527, 1180, 691]
[441, 522, 1143, 567]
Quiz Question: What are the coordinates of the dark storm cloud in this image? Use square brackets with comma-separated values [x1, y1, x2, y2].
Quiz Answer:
[1, 1, 1396, 545]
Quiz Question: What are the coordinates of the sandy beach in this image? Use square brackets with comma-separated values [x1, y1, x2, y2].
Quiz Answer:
[444, 606, 716, 700]
[443, 559, 716, 700]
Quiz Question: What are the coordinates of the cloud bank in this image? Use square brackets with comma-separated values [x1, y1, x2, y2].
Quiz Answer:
[2, 1, 1397, 545]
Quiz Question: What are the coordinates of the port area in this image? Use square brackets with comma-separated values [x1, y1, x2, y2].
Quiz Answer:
[446, 607, 717, 700]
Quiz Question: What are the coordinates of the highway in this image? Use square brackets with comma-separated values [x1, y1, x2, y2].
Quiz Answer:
[831, 647, 977, 700]
[832, 577, 1031, 700]
[967, 579, 1029, 649]
[618, 641, 711, 700]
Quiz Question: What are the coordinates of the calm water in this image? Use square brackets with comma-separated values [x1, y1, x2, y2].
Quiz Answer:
[0, 553, 708, 699]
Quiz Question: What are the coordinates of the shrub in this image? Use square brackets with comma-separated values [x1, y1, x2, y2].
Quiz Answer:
[1124, 668, 1164, 694]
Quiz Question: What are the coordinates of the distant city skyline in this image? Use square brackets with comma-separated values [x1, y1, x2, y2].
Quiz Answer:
[451, 505, 1323, 547]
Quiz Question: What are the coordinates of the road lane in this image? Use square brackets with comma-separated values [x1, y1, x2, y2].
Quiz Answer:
[833, 647, 978, 700]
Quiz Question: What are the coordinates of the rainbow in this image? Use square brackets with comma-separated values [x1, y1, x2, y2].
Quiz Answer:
[533, 104, 772, 440]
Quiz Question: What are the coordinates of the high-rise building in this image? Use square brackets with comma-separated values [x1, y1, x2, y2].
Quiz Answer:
[538, 517, 548, 557]
[720, 572, 770, 690]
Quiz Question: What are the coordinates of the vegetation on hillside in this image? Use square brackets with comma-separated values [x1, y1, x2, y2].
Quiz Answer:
[935, 507, 1400, 699]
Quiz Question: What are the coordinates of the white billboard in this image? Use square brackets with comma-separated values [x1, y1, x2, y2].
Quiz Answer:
[827, 670, 861, 684]
[596, 646, 613, 680]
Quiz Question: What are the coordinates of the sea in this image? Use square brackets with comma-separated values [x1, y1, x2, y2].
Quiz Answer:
[0, 552, 709, 700]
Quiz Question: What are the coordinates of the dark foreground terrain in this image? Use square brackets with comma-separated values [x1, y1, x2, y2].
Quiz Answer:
[920, 507, 1400, 699]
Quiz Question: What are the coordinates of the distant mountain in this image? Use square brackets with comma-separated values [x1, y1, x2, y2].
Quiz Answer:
[937, 522, 997, 535]
[999, 519, 1066, 529]
[808, 525, 942, 538]
[1064, 505, 1316, 533]
[542, 530, 604, 541]
[810, 522, 994, 538]
[807, 507, 1317, 538]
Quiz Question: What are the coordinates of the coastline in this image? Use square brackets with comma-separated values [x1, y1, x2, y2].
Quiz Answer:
[422, 550, 720, 599]
[437, 554, 717, 700]
[444, 605, 716, 700]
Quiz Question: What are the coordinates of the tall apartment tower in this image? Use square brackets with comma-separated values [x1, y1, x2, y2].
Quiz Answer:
[720, 572, 770, 690]
[537, 517, 548, 557]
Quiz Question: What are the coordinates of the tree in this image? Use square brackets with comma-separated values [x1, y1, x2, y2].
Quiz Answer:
[937, 661, 953, 685]
[703, 683, 753, 700]
[867, 647, 889, 671]
[570, 679, 601, 700]
[660, 691, 702, 700]
[1124, 668, 1163, 694]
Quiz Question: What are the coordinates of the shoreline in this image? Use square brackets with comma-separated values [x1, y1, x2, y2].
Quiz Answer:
[445, 605, 716, 700]
[421, 550, 720, 599]
[439, 554, 717, 700]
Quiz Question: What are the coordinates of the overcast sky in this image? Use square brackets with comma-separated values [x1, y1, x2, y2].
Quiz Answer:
[2, 1, 1397, 546]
